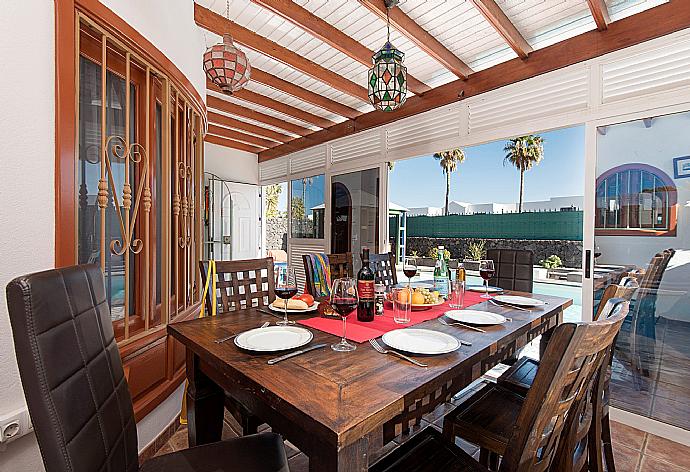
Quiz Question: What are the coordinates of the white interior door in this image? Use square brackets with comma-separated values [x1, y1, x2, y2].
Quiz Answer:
[226, 182, 260, 260]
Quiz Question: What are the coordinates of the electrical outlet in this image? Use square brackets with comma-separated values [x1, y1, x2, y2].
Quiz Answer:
[0, 406, 31, 445]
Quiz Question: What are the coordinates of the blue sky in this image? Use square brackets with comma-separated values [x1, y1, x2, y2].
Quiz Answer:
[389, 125, 585, 208]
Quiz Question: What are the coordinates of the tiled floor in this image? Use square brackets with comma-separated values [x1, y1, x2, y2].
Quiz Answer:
[152, 390, 690, 471]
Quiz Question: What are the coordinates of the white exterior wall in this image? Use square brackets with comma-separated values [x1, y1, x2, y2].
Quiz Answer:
[0, 0, 205, 466]
[204, 142, 259, 184]
[595, 114, 690, 267]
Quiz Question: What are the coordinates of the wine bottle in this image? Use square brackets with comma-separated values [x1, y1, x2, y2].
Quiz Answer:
[433, 246, 450, 298]
[357, 247, 375, 322]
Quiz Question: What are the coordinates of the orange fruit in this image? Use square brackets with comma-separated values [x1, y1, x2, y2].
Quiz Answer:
[411, 292, 425, 305]
[397, 288, 412, 304]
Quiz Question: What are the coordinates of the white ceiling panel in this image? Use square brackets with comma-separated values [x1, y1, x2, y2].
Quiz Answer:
[208, 90, 322, 131]
[208, 107, 302, 138]
[608, 0, 668, 21]
[244, 81, 347, 123]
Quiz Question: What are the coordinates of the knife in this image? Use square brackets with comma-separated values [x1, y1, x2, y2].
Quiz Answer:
[267, 343, 328, 365]
[257, 308, 283, 319]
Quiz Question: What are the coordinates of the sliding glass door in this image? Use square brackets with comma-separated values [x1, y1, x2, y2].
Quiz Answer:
[590, 111, 690, 430]
[331, 168, 380, 272]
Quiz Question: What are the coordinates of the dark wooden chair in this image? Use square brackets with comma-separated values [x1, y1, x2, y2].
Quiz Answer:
[372, 300, 628, 472]
[199, 257, 276, 313]
[443, 298, 629, 472]
[497, 279, 640, 472]
[302, 252, 353, 297]
[630, 248, 674, 382]
[199, 257, 276, 435]
[6, 264, 289, 472]
[370, 252, 398, 288]
[486, 248, 534, 293]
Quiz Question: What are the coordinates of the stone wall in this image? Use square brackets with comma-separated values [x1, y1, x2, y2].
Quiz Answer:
[407, 237, 583, 268]
[266, 215, 287, 251]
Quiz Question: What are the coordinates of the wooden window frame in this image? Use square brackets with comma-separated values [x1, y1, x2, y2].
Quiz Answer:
[595, 163, 678, 237]
[55, 0, 207, 421]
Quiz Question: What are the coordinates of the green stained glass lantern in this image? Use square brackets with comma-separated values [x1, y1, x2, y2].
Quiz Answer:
[368, 3, 407, 112]
[368, 40, 407, 112]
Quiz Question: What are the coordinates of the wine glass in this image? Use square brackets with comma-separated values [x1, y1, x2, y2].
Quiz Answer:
[479, 260, 495, 299]
[403, 257, 417, 290]
[274, 266, 297, 326]
[330, 277, 358, 352]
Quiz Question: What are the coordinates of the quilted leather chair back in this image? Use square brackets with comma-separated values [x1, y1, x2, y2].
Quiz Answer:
[6, 264, 139, 472]
[486, 248, 534, 292]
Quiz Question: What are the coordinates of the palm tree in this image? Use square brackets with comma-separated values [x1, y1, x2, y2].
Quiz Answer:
[503, 135, 545, 212]
[433, 148, 465, 216]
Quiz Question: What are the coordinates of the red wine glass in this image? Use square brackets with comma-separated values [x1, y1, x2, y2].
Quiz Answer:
[330, 278, 358, 352]
[274, 266, 297, 325]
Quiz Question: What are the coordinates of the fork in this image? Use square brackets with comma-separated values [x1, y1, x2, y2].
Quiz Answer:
[369, 339, 427, 367]
[214, 322, 270, 344]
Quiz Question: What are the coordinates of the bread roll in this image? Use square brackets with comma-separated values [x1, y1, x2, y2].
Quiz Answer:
[272, 298, 309, 310]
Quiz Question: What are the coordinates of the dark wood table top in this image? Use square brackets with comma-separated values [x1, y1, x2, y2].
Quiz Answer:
[168, 292, 572, 448]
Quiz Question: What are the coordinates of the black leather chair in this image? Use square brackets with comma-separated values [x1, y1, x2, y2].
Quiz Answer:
[486, 248, 534, 292]
[6, 264, 289, 472]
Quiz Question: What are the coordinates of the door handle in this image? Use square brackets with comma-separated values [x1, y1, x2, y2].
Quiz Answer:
[585, 249, 591, 279]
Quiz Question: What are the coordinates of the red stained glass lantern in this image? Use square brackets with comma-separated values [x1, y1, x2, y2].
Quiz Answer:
[203, 34, 251, 95]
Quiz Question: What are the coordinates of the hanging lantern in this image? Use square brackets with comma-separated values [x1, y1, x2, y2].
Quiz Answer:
[368, 5, 407, 112]
[203, 33, 251, 95]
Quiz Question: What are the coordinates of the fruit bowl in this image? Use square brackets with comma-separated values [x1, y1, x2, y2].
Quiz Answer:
[410, 299, 445, 311]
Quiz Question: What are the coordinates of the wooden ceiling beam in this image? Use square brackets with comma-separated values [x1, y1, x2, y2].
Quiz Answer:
[357, 0, 473, 79]
[205, 134, 265, 154]
[195, 3, 370, 103]
[207, 80, 336, 128]
[252, 68, 361, 119]
[207, 123, 278, 148]
[250, 0, 431, 94]
[587, 0, 611, 31]
[207, 95, 313, 136]
[470, 0, 532, 59]
[207, 111, 294, 143]
[259, 0, 690, 161]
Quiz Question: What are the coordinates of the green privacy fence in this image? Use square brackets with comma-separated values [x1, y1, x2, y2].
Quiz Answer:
[407, 211, 583, 241]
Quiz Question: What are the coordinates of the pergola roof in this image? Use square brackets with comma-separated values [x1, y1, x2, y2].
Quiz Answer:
[195, 0, 675, 160]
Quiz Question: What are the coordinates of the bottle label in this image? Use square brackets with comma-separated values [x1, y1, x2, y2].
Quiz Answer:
[434, 276, 450, 298]
[358, 280, 375, 300]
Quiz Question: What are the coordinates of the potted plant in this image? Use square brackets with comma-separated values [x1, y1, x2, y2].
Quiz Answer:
[538, 255, 563, 279]
[463, 240, 486, 271]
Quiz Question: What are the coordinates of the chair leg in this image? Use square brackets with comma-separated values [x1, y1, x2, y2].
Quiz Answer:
[488, 451, 500, 471]
[601, 415, 616, 472]
[479, 448, 490, 468]
[241, 413, 261, 435]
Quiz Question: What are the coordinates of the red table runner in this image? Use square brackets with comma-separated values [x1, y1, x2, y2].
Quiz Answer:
[299, 290, 489, 343]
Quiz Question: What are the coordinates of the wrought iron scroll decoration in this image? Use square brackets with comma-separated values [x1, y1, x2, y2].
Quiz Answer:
[178, 160, 193, 248]
[97, 135, 150, 256]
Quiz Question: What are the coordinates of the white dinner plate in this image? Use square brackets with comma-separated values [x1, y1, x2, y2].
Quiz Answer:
[382, 329, 460, 355]
[268, 301, 319, 313]
[445, 309, 507, 325]
[234, 326, 313, 352]
[493, 295, 545, 307]
[467, 285, 503, 293]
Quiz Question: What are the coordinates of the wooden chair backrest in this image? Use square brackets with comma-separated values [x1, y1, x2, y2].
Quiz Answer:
[500, 302, 628, 472]
[370, 252, 397, 287]
[555, 298, 630, 471]
[302, 253, 353, 296]
[199, 258, 275, 314]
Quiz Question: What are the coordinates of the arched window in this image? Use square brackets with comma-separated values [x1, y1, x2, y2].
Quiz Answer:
[595, 164, 677, 236]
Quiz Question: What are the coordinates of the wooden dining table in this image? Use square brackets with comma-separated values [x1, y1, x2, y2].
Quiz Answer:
[168, 291, 572, 472]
